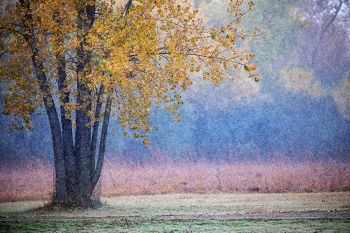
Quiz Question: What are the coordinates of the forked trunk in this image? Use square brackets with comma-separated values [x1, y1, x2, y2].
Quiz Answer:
[24, 0, 108, 208]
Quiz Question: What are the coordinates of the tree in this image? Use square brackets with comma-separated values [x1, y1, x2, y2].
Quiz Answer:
[298, 0, 350, 82]
[0, 0, 258, 207]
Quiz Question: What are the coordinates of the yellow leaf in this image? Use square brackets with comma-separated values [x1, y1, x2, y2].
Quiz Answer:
[143, 139, 150, 145]
[244, 64, 256, 72]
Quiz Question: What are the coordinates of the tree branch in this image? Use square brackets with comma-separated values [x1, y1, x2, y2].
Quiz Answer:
[123, 0, 133, 17]
[312, 0, 344, 65]
[0, 49, 8, 58]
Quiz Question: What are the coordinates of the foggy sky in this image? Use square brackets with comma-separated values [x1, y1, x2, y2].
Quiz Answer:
[0, 0, 349, 162]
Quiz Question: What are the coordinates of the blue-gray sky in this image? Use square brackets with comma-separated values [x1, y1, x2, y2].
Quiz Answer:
[0, 0, 349, 162]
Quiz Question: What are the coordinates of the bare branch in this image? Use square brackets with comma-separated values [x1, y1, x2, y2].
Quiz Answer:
[122, 0, 133, 17]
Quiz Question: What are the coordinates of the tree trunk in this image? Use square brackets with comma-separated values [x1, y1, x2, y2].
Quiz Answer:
[57, 56, 80, 204]
[23, 0, 110, 208]
[73, 4, 96, 206]
[75, 100, 93, 206]
[30, 41, 68, 205]
[90, 86, 104, 175]
[21, 0, 68, 206]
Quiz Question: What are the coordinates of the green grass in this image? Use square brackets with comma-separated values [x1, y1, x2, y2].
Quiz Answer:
[1, 192, 349, 217]
[0, 192, 349, 232]
[1, 218, 350, 233]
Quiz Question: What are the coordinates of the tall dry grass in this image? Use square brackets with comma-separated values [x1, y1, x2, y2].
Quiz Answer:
[0, 159, 53, 202]
[0, 157, 349, 202]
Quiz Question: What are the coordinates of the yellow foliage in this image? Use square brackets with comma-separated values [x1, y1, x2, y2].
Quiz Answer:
[0, 0, 258, 142]
[244, 64, 257, 72]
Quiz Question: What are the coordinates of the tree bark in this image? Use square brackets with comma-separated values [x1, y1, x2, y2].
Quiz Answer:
[57, 56, 80, 204]
[75, 82, 93, 205]
[90, 86, 104, 173]
[30, 41, 67, 205]
[74, 4, 96, 206]
[92, 97, 112, 192]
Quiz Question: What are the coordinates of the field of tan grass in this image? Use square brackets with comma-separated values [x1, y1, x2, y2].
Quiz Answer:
[0, 158, 349, 202]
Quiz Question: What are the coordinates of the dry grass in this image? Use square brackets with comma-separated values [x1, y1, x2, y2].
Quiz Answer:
[0, 159, 53, 202]
[0, 157, 349, 202]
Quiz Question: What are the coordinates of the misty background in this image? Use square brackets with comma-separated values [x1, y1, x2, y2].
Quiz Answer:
[1, 0, 349, 163]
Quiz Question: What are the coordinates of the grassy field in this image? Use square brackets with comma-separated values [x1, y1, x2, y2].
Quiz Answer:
[1, 218, 349, 233]
[0, 192, 349, 232]
[1, 159, 349, 202]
